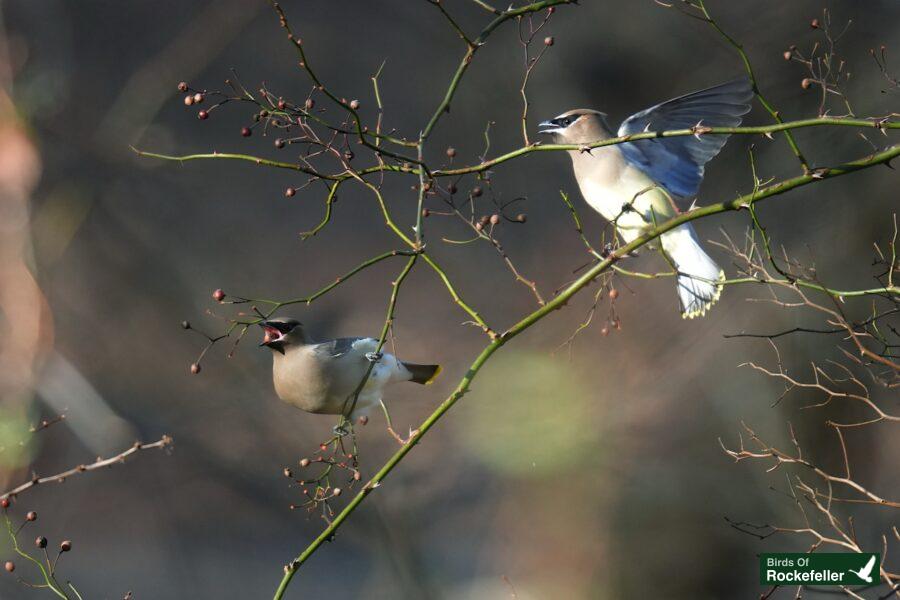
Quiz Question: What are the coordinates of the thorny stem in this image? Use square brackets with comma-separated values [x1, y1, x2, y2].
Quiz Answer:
[695, 0, 811, 172]
[135, 118, 900, 181]
[273, 143, 900, 598]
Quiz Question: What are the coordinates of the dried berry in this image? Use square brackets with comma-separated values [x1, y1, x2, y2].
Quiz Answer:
[782, 50, 792, 61]
[35, 536, 47, 549]
[277, 99, 286, 110]
[471, 186, 483, 197]
[609, 288, 619, 300]
[304, 98, 315, 110]
[183, 95, 194, 106]
[516, 213, 527, 223]
[60, 540, 72, 552]
[285, 187, 296, 198]
[181, 321, 191, 330]
[212, 289, 226, 302]
[193, 93, 204, 104]
[447, 183, 457, 195]
[349, 99, 360, 110]
[177, 82, 188, 92]
[190, 363, 201, 375]
[299, 458, 311, 468]
[332, 487, 342, 497]
[446, 147, 457, 158]
[544, 36, 554, 46]
[801, 78, 813, 90]
[4, 561, 13, 573]
[489, 214, 500, 225]
[810, 18, 819, 29]
[25, 511, 37, 522]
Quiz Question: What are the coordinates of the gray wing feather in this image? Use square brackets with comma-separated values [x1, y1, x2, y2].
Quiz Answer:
[312, 337, 373, 359]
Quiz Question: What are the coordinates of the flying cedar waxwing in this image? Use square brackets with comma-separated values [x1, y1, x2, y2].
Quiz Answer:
[540, 78, 753, 318]
[259, 318, 441, 421]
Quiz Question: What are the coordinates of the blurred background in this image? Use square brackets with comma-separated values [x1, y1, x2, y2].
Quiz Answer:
[0, 1, 898, 598]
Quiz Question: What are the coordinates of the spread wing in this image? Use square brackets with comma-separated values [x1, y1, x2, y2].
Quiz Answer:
[618, 78, 752, 200]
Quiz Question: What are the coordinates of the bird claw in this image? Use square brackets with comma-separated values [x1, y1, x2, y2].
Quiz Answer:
[365, 352, 383, 362]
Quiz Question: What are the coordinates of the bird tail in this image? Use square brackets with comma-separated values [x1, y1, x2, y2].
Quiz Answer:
[660, 224, 725, 319]
[403, 363, 442, 385]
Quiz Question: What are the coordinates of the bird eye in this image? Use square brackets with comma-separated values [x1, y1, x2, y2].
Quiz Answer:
[561, 118, 571, 126]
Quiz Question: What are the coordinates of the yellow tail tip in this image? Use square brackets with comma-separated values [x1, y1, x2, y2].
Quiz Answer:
[681, 269, 726, 319]
[425, 364, 442, 385]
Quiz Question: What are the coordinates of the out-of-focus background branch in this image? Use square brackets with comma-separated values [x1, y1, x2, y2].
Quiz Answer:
[0, 1, 898, 598]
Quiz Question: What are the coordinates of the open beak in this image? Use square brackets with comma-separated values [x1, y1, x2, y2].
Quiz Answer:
[258, 321, 286, 347]
[538, 119, 563, 135]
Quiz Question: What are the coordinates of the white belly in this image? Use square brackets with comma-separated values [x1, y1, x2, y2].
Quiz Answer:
[576, 162, 676, 244]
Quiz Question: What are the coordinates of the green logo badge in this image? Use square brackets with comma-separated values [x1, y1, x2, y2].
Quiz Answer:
[761, 553, 880, 586]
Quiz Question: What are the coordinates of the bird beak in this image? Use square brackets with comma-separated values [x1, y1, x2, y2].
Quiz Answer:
[538, 119, 563, 135]
[258, 321, 285, 347]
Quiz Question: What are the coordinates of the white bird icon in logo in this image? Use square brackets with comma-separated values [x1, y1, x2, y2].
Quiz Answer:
[848, 555, 877, 583]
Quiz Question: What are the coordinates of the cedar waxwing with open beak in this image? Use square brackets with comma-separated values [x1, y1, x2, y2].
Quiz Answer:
[539, 78, 753, 318]
[259, 318, 441, 421]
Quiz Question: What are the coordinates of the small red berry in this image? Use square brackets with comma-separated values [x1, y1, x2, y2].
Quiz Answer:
[609, 288, 619, 300]
[332, 487, 342, 497]
[241, 127, 252, 137]
[197, 110, 208, 120]
[422, 208, 430, 218]
[35, 536, 47, 549]
[516, 213, 527, 223]
[447, 183, 457, 195]
[801, 78, 813, 90]
[190, 363, 201, 375]
[193, 93, 204, 104]
[304, 98, 315, 110]
[782, 50, 792, 61]
[471, 186, 483, 197]
[446, 147, 457, 158]
[544, 36, 554, 46]
[4, 561, 14, 573]
[25, 511, 37, 522]
[183, 96, 194, 106]
[489, 214, 500, 225]
[600, 326, 610, 337]
[60, 540, 72, 552]
[212, 289, 225, 302]
[0, 499, 9, 509]
[277, 99, 286, 110]
[299, 458, 311, 468]
[274, 138, 285, 149]
[177, 82, 188, 92]
[349, 99, 360, 110]
[285, 187, 296, 197]
[810, 18, 819, 29]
